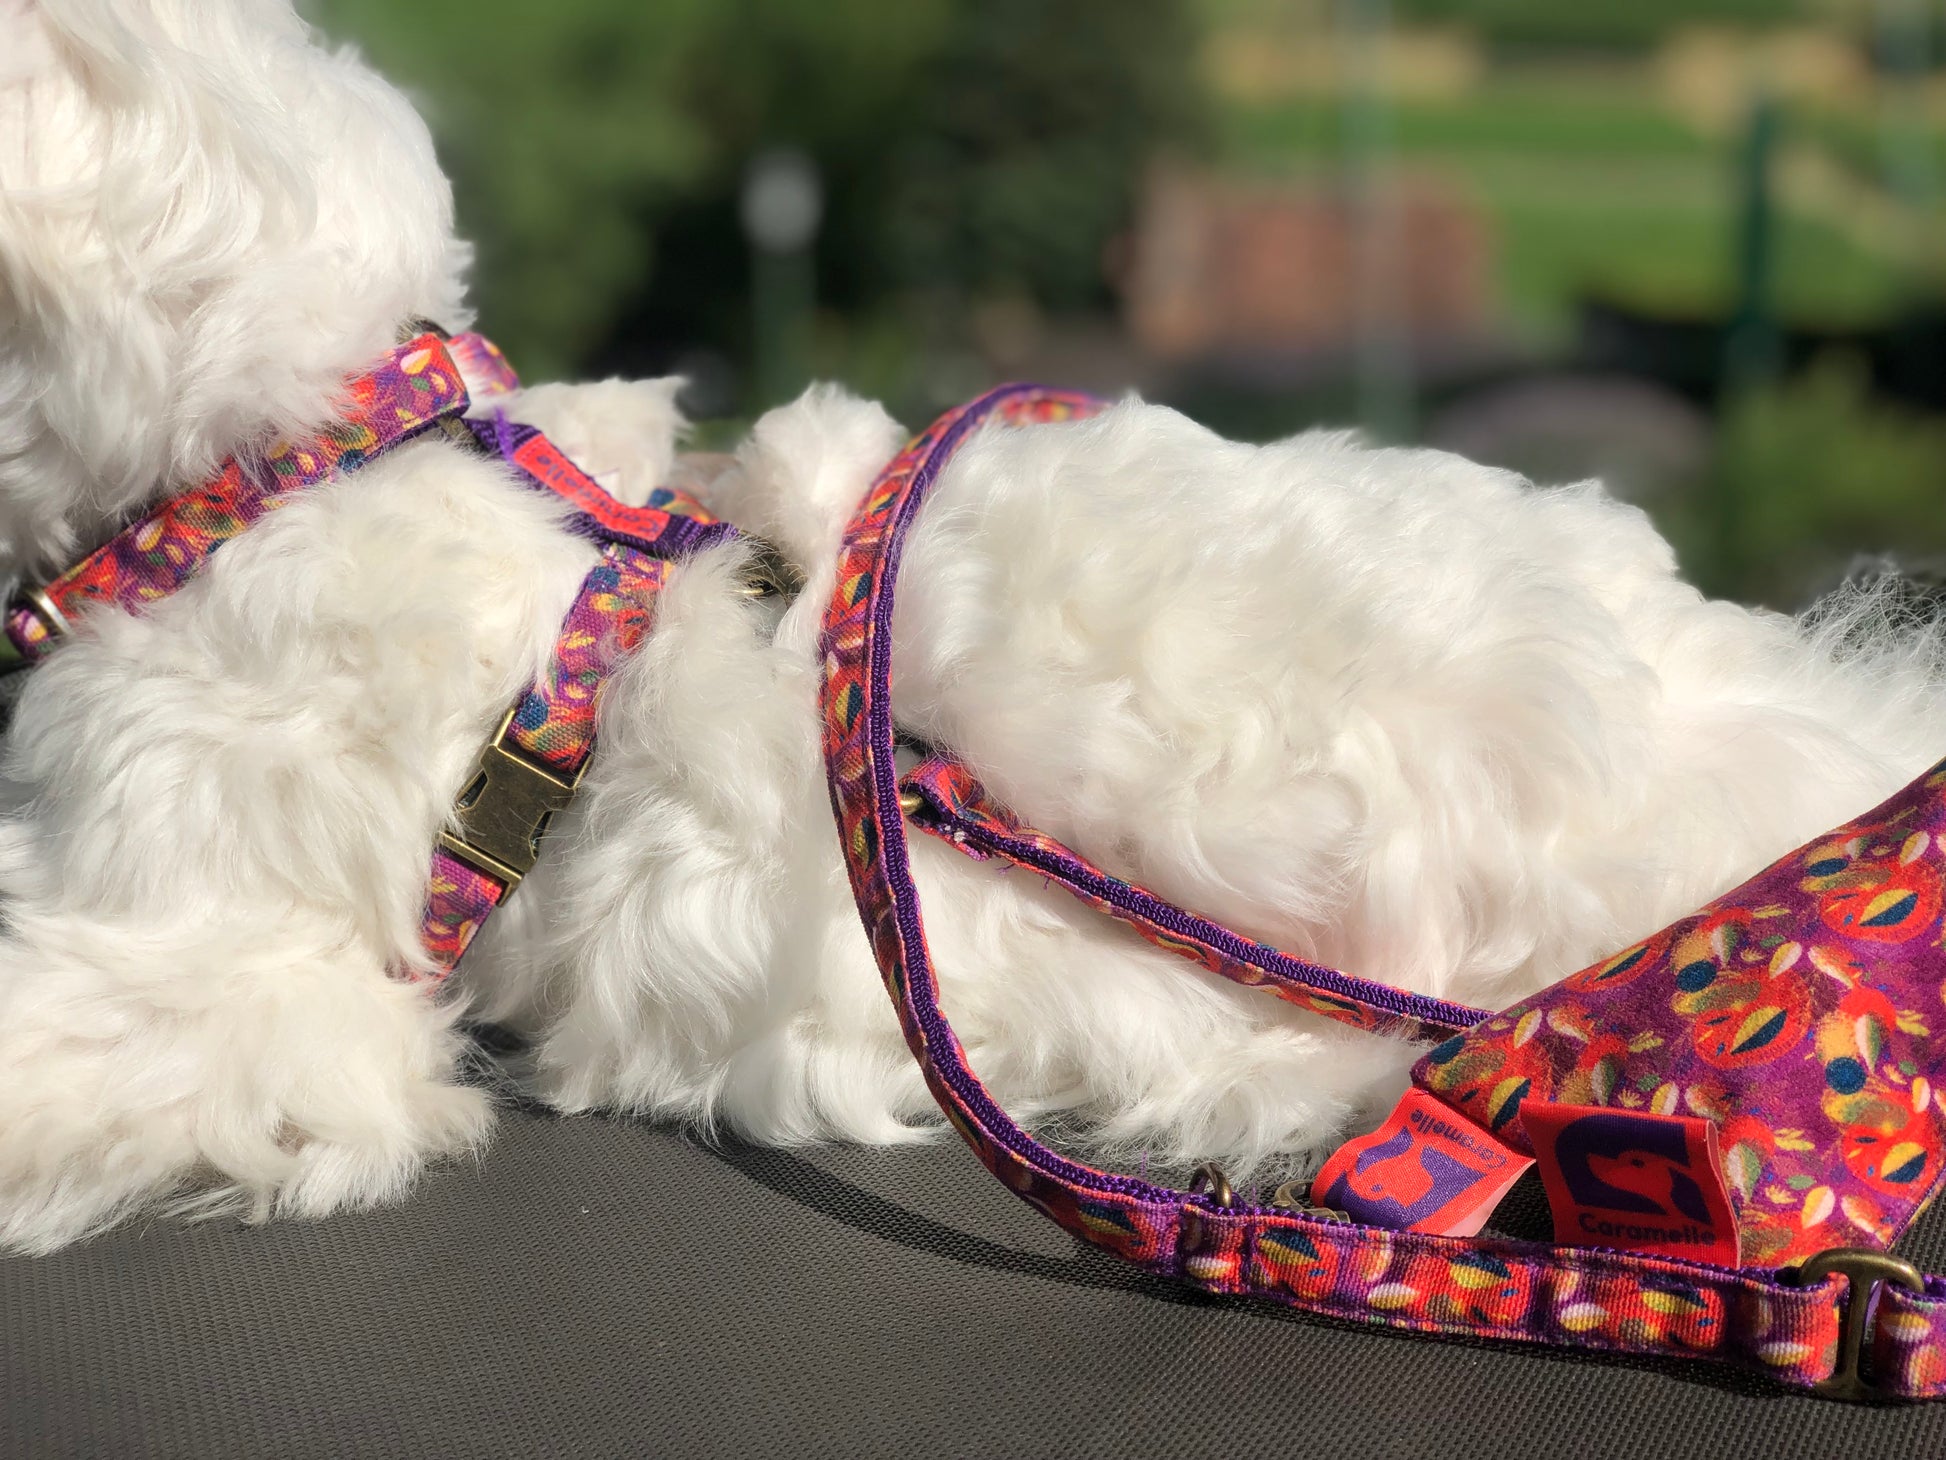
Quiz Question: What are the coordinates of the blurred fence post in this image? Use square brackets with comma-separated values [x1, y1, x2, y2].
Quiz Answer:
[1340, 0, 1412, 442]
[1725, 92, 1780, 390]
[742, 149, 823, 410]
[1877, 0, 1935, 231]
[1717, 90, 1780, 593]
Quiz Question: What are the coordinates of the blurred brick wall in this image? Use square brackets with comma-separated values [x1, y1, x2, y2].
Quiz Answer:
[1126, 167, 1493, 358]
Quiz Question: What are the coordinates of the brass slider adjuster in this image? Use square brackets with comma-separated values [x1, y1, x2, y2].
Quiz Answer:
[437, 705, 587, 893]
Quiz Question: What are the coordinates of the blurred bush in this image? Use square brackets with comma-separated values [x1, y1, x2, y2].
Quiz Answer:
[1667, 354, 1946, 606]
[319, 0, 1202, 391]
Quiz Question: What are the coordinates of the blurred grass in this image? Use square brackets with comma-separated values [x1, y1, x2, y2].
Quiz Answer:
[1392, 0, 1827, 52]
[1222, 83, 1709, 158]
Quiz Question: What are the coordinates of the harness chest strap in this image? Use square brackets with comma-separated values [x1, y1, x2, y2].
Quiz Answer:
[416, 421, 745, 977]
[816, 381, 1946, 1402]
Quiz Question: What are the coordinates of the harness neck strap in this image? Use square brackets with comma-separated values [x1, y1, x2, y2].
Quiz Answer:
[817, 382, 1946, 1402]
[5, 330, 513, 662]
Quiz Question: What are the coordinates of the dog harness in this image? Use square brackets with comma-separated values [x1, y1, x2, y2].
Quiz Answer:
[2, 327, 756, 980]
[820, 382, 1946, 1403]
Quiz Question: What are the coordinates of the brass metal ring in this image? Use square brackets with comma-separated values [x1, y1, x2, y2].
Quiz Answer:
[16, 585, 71, 641]
[1188, 1162, 1235, 1209]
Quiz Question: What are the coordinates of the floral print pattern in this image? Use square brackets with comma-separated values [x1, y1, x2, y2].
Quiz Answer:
[1417, 760, 1946, 1269]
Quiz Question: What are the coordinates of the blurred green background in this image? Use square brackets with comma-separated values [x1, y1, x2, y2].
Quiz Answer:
[313, 0, 1946, 610]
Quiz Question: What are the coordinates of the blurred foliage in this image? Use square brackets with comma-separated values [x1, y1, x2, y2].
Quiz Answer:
[1203, 0, 1813, 54]
[316, 0, 1202, 388]
[315, 0, 1946, 616]
[876, 0, 1203, 305]
[1665, 355, 1946, 606]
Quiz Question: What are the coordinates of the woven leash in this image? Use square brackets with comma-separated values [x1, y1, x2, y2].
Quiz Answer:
[898, 751, 1487, 1042]
[817, 382, 1946, 1401]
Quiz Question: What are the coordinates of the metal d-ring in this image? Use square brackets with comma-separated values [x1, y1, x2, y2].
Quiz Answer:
[1188, 1163, 1235, 1208]
[1271, 1177, 1350, 1221]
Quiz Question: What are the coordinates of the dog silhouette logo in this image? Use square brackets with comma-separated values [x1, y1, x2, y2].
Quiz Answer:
[1524, 1103, 1739, 1264]
[1310, 1089, 1533, 1236]
[1322, 1126, 1486, 1227]
[1583, 1143, 1714, 1224]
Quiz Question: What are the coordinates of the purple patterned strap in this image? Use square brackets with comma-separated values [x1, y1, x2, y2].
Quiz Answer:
[901, 752, 1487, 1041]
[415, 542, 670, 977]
[5, 332, 478, 660]
[413, 421, 735, 979]
[818, 382, 1946, 1400]
[465, 416, 739, 570]
[447, 330, 522, 400]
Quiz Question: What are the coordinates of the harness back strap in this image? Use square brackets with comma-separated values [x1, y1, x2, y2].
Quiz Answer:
[818, 382, 1946, 1401]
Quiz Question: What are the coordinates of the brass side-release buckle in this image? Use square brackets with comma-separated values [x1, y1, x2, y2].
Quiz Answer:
[1787, 1246, 1925, 1401]
[436, 706, 586, 893]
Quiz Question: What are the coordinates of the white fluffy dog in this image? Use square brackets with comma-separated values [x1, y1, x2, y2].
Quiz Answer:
[4, 0, 1945, 1254]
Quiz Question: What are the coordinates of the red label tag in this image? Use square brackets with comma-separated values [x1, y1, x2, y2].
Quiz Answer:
[1312, 1088, 1534, 1236]
[513, 434, 674, 536]
[1523, 1102, 1740, 1267]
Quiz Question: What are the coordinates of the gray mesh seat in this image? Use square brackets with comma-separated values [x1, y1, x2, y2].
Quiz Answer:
[8, 1099, 1946, 1458]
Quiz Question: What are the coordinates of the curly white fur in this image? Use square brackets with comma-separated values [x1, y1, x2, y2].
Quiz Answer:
[5, 0, 1946, 1252]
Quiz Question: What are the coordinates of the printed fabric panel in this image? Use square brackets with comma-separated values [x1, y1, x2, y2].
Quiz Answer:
[1417, 759, 1946, 1267]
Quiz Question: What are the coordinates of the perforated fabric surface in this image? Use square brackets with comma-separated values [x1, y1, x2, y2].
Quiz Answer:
[6, 1102, 1946, 1458]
